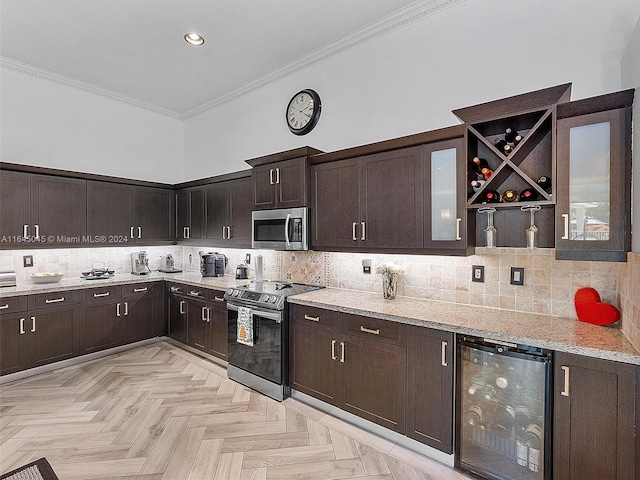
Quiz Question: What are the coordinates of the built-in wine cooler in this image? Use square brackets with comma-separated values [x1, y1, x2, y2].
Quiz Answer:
[456, 336, 552, 480]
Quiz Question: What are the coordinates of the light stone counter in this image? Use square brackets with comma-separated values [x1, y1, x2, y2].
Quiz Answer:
[0, 272, 249, 297]
[289, 288, 640, 366]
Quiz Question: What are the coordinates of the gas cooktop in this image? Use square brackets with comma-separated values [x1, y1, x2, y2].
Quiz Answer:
[224, 281, 324, 310]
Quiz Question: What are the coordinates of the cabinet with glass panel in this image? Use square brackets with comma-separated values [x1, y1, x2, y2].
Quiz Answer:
[555, 90, 634, 262]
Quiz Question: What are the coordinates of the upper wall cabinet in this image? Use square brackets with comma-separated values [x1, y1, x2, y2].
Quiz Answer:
[204, 177, 253, 248]
[453, 84, 573, 249]
[86, 181, 174, 245]
[176, 186, 205, 243]
[0, 171, 86, 248]
[246, 147, 322, 210]
[555, 90, 634, 262]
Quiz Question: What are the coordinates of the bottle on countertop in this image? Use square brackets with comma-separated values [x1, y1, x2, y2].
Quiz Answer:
[483, 190, 501, 203]
[505, 127, 519, 144]
[502, 189, 518, 202]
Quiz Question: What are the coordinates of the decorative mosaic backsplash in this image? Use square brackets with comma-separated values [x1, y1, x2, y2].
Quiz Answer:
[1, 245, 630, 346]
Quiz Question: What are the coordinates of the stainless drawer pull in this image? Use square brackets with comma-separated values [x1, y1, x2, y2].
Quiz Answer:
[189, 291, 202, 297]
[361, 221, 366, 241]
[360, 326, 380, 335]
[441, 341, 448, 367]
[183, 226, 189, 239]
[275, 167, 280, 184]
[20, 318, 25, 334]
[170, 286, 182, 293]
[131, 226, 135, 238]
[31, 316, 36, 332]
[331, 339, 337, 360]
[562, 213, 569, 240]
[24, 225, 29, 237]
[45, 297, 65, 304]
[304, 315, 320, 322]
[133, 287, 148, 293]
[456, 218, 462, 241]
[561, 365, 570, 397]
[352, 222, 357, 241]
[269, 168, 275, 185]
[214, 296, 225, 302]
[93, 292, 110, 298]
[137, 226, 142, 239]
[0, 304, 8, 310]
[340, 341, 345, 363]
[34, 224, 40, 237]
[179, 300, 185, 314]
[117, 303, 121, 317]
[124, 302, 128, 316]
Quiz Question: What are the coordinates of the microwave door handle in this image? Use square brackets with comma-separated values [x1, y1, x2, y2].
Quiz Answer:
[284, 213, 291, 248]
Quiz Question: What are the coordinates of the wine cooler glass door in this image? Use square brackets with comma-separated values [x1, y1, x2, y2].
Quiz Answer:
[457, 339, 551, 480]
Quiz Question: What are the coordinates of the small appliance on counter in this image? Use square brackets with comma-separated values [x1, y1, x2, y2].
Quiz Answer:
[159, 254, 182, 273]
[0, 270, 17, 287]
[235, 264, 249, 280]
[131, 251, 151, 275]
[82, 262, 115, 280]
[200, 252, 227, 277]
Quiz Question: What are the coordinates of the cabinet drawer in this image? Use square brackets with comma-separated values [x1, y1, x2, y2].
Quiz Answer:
[28, 290, 78, 310]
[208, 290, 226, 304]
[0, 296, 28, 315]
[167, 283, 187, 296]
[122, 282, 157, 299]
[184, 286, 207, 300]
[342, 313, 406, 345]
[82, 286, 122, 304]
[290, 304, 340, 329]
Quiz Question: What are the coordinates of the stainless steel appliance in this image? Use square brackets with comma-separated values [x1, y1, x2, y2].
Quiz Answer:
[456, 336, 552, 480]
[0, 270, 17, 287]
[159, 254, 182, 273]
[235, 264, 249, 279]
[252, 207, 309, 251]
[224, 281, 324, 401]
[131, 251, 151, 275]
[200, 252, 226, 277]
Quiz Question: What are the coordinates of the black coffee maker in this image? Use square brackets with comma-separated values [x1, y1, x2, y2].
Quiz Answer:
[200, 252, 227, 277]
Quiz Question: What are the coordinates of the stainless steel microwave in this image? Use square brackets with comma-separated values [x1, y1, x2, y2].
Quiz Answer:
[252, 207, 309, 251]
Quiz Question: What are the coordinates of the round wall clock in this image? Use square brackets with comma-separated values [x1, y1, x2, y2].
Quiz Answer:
[286, 89, 321, 135]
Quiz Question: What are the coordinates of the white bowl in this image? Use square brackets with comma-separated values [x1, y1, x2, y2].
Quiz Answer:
[30, 272, 64, 284]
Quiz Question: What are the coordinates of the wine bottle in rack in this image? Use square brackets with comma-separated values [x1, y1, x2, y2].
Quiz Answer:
[536, 175, 552, 192]
[481, 167, 493, 179]
[520, 188, 538, 202]
[513, 134, 523, 146]
[483, 190, 501, 203]
[471, 156, 489, 174]
[494, 139, 512, 155]
[470, 179, 485, 192]
[502, 189, 518, 202]
[504, 127, 519, 143]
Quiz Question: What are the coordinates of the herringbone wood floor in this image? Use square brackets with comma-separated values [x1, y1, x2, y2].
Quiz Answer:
[0, 342, 472, 480]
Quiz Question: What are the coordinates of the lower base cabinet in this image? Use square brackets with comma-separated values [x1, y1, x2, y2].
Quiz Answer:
[81, 302, 122, 354]
[207, 294, 228, 360]
[0, 312, 29, 375]
[167, 285, 188, 343]
[554, 352, 638, 480]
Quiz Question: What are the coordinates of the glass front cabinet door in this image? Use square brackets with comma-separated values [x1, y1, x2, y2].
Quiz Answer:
[423, 137, 473, 255]
[555, 94, 633, 262]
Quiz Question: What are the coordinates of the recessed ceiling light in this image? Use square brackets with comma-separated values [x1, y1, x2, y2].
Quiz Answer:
[184, 32, 204, 46]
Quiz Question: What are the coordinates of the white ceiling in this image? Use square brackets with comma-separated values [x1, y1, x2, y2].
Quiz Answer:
[0, 0, 430, 117]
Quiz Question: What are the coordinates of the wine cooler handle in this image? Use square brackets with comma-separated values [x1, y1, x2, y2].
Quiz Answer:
[561, 365, 570, 396]
[456, 218, 462, 241]
[562, 213, 569, 240]
[441, 341, 448, 367]
[331, 339, 337, 360]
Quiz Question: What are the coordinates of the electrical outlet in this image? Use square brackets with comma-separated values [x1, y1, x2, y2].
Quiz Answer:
[362, 259, 372, 274]
[245, 253, 251, 264]
[23, 255, 33, 267]
[510, 267, 525, 286]
[472, 265, 484, 283]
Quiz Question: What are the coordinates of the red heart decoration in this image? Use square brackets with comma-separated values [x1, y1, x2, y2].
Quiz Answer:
[574, 287, 620, 326]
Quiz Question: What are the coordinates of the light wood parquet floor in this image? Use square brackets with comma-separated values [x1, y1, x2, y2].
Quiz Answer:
[0, 342, 472, 480]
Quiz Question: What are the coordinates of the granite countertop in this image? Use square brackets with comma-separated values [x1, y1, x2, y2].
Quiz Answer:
[289, 288, 640, 366]
[0, 271, 248, 297]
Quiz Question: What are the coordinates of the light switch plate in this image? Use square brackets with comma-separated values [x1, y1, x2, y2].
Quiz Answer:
[472, 265, 484, 283]
[362, 259, 372, 274]
[510, 267, 524, 286]
[23, 255, 33, 267]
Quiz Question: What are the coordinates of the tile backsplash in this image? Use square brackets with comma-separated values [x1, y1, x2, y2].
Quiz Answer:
[2, 245, 633, 348]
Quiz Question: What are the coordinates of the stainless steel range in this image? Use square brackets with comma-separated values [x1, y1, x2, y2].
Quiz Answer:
[224, 281, 324, 401]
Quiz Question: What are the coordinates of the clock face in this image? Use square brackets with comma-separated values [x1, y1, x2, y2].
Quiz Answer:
[286, 89, 321, 135]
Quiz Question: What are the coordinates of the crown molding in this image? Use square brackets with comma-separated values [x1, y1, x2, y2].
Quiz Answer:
[1, 0, 466, 121]
[0, 57, 183, 120]
[182, 0, 467, 119]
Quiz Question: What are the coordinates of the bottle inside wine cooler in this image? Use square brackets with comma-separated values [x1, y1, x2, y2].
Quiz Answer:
[524, 422, 544, 473]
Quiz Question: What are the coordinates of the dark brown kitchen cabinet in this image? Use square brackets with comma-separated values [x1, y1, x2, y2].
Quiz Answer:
[423, 138, 474, 256]
[555, 90, 634, 262]
[406, 325, 454, 453]
[79, 286, 123, 354]
[252, 158, 308, 210]
[167, 284, 188, 343]
[86, 181, 174, 244]
[0, 170, 30, 248]
[121, 282, 162, 344]
[554, 352, 638, 480]
[289, 305, 406, 433]
[176, 187, 205, 243]
[0, 296, 29, 375]
[205, 177, 253, 248]
[27, 304, 79, 368]
[0, 171, 86, 248]
[207, 292, 228, 360]
[311, 146, 423, 252]
[184, 288, 209, 352]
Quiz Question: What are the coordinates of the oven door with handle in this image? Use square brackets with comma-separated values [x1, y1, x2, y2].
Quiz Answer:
[227, 303, 285, 385]
[251, 207, 308, 251]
